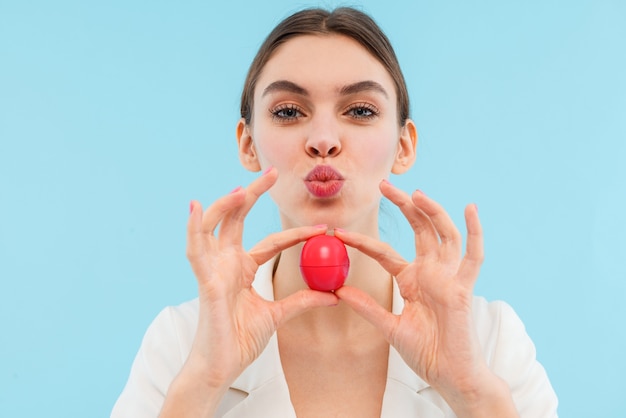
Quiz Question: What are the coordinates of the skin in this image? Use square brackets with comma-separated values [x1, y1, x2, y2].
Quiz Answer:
[160, 34, 518, 417]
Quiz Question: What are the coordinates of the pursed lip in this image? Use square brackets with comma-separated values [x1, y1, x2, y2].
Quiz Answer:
[304, 165, 345, 198]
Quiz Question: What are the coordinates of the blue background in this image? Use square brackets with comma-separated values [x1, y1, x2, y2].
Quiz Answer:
[1, 0, 625, 416]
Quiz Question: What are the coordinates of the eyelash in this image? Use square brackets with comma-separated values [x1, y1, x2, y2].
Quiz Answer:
[269, 102, 380, 123]
[270, 104, 305, 122]
[345, 102, 379, 120]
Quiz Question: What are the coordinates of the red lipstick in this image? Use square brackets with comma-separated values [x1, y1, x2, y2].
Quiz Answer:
[304, 165, 344, 198]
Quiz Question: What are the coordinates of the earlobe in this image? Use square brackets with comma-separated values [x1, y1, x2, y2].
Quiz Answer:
[236, 118, 262, 172]
[391, 119, 418, 174]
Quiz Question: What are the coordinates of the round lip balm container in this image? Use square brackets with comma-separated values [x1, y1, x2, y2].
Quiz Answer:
[300, 235, 350, 291]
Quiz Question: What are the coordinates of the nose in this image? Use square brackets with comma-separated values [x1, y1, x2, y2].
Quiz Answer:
[305, 115, 342, 158]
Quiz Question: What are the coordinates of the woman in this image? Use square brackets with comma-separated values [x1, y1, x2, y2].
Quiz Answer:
[112, 7, 558, 417]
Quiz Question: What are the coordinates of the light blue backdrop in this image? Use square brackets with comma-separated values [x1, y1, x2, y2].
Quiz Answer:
[1, 0, 624, 416]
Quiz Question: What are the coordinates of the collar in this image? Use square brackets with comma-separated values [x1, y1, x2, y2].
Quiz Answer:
[226, 257, 440, 417]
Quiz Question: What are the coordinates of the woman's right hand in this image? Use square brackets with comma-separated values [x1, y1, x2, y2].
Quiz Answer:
[160, 168, 338, 417]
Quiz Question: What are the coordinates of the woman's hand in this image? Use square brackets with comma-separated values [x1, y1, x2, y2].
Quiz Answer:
[334, 180, 518, 417]
[160, 168, 338, 417]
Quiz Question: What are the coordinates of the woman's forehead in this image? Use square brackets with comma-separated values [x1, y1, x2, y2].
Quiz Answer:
[255, 34, 396, 96]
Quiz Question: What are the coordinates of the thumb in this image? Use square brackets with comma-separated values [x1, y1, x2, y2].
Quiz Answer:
[271, 289, 339, 327]
[334, 286, 397, 342]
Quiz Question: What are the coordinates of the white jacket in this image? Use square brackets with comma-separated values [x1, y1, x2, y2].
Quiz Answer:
[112, 259, 558, 417]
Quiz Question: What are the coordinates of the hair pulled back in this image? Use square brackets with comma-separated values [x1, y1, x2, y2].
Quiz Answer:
[240, 7, 410, 126]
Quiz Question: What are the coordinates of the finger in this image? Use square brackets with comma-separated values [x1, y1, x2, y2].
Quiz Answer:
[379, 180, 438, 257]
[200, 188, 247, 236]
[271, 289, 339, 328]
[248, 224, 329, 266]
[187, 200, 215, 280]
[187, 195, 246, 279]
[411, 190, 463, 260]
[187, 200, 204, 259]
[218, 167, 278, 246]
[333, 228, 407, 277]
[458, 203, 484, 286]
[334, 286, 398, 343]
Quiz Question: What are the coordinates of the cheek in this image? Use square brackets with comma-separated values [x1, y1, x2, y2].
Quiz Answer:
[250, 126, 284, 161]
[255, 139, 296, 168]
[354, 135, 399, 172]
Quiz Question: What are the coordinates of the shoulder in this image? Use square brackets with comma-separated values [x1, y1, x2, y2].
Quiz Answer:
[143, 298, 200, 362]
[471, 297, 559, 417]
[471, 297, 538, 370]
[111, 298, 200, 417]
[471, 297, 525, 353]
[134, 298, 200, 384]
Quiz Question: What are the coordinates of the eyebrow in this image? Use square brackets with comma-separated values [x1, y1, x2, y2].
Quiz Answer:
[339, 80, 388, 98]
[261, 80, 389, 98]
[262, 80, 309, 97]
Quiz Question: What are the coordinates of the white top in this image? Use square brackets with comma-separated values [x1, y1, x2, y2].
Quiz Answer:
[111, 260, 558, 417]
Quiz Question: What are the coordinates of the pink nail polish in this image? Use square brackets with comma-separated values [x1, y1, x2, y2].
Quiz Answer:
[263, 166, 274, 175]
[189, 201, 194, 214]
[230, 186, 242, 194]
[314, 224, 328, 229]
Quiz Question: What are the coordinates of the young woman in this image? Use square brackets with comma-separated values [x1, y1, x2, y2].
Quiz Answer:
[112, 7, 558, 417]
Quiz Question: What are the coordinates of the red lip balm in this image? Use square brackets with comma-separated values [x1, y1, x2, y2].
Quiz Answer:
[300, 235, 350, 291]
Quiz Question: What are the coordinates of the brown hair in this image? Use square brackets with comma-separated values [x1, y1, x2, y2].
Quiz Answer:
[240, 7, 410, 126]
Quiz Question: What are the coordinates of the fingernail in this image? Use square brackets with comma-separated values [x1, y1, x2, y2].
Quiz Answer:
[230, 186, 242, 194]
[415, 189, 427, 197]
[334, 227, 345, 234]
[314, 224, 328, 229]
[474, 203, 479, 213]
[262, 166, 274, 175]
[189, 201, 194, 214]
[381, 178, 392, 186]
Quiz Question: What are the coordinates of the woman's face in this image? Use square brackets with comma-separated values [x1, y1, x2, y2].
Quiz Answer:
[238, 34, 416, 231]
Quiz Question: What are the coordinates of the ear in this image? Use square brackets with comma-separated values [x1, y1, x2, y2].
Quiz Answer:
[391, 119, 418, 174]
[236, 118, 262, 172]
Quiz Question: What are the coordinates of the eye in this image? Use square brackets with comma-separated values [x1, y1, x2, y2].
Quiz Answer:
[345, 103, 379, 120]
[270, 104, 305, 122]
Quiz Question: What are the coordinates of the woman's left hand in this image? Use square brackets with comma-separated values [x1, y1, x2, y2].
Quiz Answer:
[334, 180, 517, 417]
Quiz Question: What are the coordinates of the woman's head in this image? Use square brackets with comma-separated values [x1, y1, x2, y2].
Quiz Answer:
[236, 7, 417, 232]
[240, 7, 410, 127]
